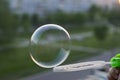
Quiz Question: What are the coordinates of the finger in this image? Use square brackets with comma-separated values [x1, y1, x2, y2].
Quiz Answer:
[118, 74, 120, 80]
[108, 74, 115, 80]
[115, 68, 120, 73]
[108, 68, 119, 80]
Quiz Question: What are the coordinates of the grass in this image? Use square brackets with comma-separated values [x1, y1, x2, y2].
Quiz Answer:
[71, 32, 120, 49]
[0, 45, 99, 80]
[0, 47, 47, 80]
[63, 50, 99, 64]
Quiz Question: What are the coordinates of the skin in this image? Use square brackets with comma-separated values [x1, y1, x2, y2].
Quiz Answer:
[108, 68, 120, 80]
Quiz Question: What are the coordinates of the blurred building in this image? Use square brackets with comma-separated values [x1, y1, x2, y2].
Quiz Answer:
[9, 0, 118, 15]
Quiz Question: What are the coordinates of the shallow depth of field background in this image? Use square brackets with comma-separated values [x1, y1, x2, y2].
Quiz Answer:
[1, 0, 120, 80]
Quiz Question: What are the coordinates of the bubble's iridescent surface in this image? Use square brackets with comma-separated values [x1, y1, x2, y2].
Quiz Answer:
[30, 24, 70, 68]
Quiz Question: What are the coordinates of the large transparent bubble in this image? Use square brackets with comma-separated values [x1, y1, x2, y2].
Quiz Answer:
[30, 24, 70, 68]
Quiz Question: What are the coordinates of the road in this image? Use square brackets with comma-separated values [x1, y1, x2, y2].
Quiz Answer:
[20, 49, 120, 80]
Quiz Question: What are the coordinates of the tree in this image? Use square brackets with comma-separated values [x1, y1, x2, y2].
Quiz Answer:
[21, 13, 31, 32]
[94, 25, 109, 41]
[108, 11, 120, 26]
[88, 5, 102, 21]
[0, 0, 12, 30]
[31, 14, 40, 27]
[0, 0, 19, 43]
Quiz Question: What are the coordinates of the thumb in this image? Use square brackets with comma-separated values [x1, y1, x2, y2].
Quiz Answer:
[118, 74, 120, 80]
[108, 68, 120, 80]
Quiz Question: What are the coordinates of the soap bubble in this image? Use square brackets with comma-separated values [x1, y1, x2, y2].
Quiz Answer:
[30, 24, 70, 68]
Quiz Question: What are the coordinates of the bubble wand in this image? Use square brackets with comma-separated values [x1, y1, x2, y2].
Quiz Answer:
[53, 54, 120, 72]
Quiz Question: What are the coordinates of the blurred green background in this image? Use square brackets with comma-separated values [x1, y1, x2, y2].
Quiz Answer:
[1, 0, 120, 80]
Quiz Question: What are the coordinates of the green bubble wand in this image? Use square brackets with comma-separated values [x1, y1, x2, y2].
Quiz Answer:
[53, 54, 120, 72]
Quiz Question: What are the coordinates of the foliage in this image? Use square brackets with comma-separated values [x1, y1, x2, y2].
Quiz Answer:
[0, 0, 12, 30]
[94, 25, 109, 41]
[44, 11, 88, 25]
[0, 0, 19, 43]
[88, 5, 102, 21]
[31, 14, 40, 27]
[21, 13, 31, 31]
[108, 11, 120, 26]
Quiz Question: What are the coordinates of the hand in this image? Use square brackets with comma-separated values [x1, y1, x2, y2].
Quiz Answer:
[108, 68, 120, 80]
